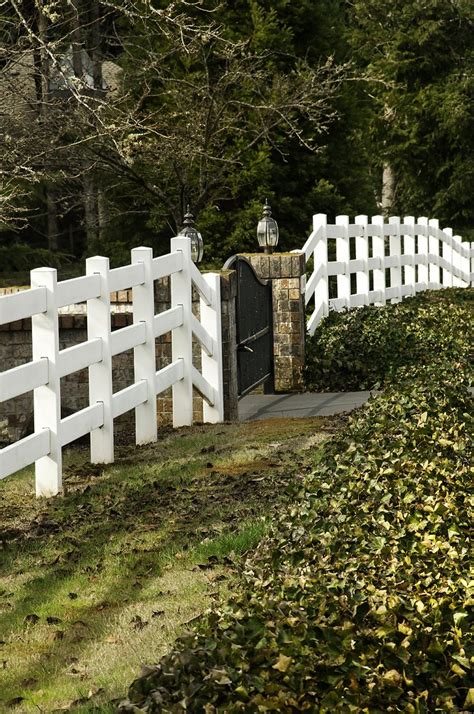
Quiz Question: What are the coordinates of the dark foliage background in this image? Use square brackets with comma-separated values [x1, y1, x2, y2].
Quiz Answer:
[1, 0, 472, 274]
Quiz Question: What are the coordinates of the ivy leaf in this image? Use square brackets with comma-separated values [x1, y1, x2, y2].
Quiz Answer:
[463, 689, 474, 708]
[382, 670, 402, 686]
[272, 654, 292, 672]
[453, 611, 467, 626]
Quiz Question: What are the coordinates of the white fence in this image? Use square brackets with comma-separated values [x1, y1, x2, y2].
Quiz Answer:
[0, 237, 223, 496]
[301, 214, 474, 335]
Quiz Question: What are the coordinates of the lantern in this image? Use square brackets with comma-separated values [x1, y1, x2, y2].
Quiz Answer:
[257, 199, 279, 254]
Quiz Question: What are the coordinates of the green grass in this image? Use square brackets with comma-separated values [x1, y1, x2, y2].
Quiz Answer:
[0, 417, 337, 712]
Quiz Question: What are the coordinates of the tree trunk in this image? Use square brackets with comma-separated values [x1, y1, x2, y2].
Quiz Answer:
[38, 5, 59, 252]
[71, 0, 83, 79]
[98, 189, 109, 242]
[381, 162, 395, 216]
[83, 172, 100, 254]
[68, 221, 75, 255]
[37, 7, 49, 108]
[90, 1, 103, 92]
[70, 0, 101, 253]
[46, 187, 60, 252]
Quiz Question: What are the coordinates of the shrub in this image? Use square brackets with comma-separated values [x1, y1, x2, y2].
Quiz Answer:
[119, 363, 473, 712]
[304, 288, 473, 391]
[0, 243, 73, 273]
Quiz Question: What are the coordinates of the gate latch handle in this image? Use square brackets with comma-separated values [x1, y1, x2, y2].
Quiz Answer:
[239, 345, 254, 353]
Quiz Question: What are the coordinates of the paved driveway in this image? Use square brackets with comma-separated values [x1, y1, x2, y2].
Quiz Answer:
[238, 391, 374, 421]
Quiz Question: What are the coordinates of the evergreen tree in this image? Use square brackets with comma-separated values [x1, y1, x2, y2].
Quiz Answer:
[349, 0, 474, 232]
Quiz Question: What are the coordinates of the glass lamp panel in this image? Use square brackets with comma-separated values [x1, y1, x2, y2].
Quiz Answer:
[267, 219, 279, 246]
[257, 219, 269, 247]
[190, 231, 203, 263]
[196, 232, 204, 262]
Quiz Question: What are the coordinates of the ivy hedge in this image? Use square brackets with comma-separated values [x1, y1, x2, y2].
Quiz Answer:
[304, 288, 473, 391]
[119, 356, 473, 712]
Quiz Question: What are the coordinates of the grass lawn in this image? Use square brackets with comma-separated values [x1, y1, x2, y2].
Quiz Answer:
[0, 416, 340, 712]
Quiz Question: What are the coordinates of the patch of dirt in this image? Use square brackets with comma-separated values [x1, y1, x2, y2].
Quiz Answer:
[0, 417, 341, 554]
[205, 459, 272, 477]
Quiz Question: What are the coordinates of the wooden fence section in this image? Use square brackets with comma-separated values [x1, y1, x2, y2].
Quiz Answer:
[0, 237, 223, 496]
[301, 214, 474, 335]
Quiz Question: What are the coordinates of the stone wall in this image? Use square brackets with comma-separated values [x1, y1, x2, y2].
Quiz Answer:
[0, 276, 238, 445]
[0, 297, 137, 445]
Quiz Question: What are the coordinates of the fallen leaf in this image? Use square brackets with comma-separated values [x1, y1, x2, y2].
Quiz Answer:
[20, 677, 38, 689]
[6, 697, 24, 707]
[88, 687, 105, 699]
[131, 615, 148, 630]
[24, 613, 40, 625]
[46, 616, 62, 625]
[105, 635, 122, 644]
[200, 445, 216, 454]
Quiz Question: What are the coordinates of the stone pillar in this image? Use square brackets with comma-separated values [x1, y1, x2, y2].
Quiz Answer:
[243, 253, 305, 392]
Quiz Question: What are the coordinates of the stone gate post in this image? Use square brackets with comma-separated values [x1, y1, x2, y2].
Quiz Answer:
[242, 252, 306, 392]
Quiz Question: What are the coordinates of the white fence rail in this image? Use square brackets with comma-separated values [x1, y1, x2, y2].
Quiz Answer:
[300, 214, 474, 335]
[0, 236, 223, 496]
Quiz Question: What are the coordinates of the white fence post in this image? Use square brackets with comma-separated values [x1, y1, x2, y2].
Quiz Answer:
[465, 241, 473, 287]
[471, 242, 474, 287]
[31, 268, 61, 497]
[442, 228, 453, 288]
[388, 216, 402, 302]
[336, 215, 350, 307]
[131, 247, 158, 444]
[86, 256, 114, 463]
[355, 214, 369, 304]
[371, 215, 386, 305]
[170, 236, 193, 427]
[417, 217, 429, 291]
[201, 273, 224, 423]
[451, 235, 462, 287]
[314, 213, 328, 318]
[403, 216, 416, 296]
[428, 218, 440, 288]
[462, 240, 470, 287]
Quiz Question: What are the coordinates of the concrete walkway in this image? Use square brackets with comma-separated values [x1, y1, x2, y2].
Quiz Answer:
[238, 391, 374, 421]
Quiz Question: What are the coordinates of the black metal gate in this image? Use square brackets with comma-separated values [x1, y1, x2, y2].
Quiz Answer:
[223, 255, 273, 398]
